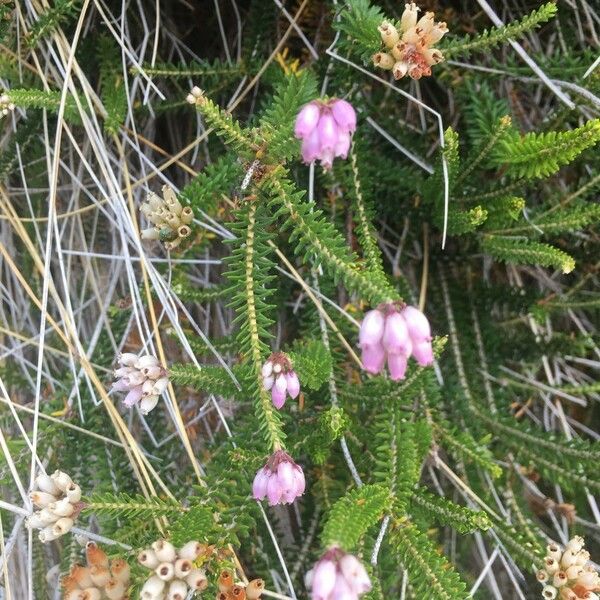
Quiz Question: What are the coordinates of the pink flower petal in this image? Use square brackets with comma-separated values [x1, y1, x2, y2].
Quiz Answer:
[331, 99, 357, 133]
[271, 385, 286, 409]
[317, 113, 339, 151]
[285, 372, 300, 399]
[412, 340, 434, 366]
[359, 309, 385, 346]
[382, 312, 412, 356]
[361, 344, 385, 375]
[294, 102, 321, 139]
[252, 467, 270, 500]
[387, 353, 408, 381]
[123, 385, 143, 407]
[401, 305, 431, 343]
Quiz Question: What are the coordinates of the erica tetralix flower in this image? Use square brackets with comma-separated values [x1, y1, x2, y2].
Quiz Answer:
[261, 352, 300, 409]
[306, 547, 371, 600]
[252, 450, 305, 506]
[373, 3, 448, 80]
[536, 536, 600, 600]
[358, 302, 433, 380]
[112, 352, 169, 414]
[294, 98, 357, 170]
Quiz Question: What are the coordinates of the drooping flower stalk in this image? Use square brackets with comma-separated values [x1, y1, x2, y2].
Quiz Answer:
[112, 352, 169, 414]
[261, 352, 301, 409]
[306, 547, 371, 600]
[295, 98, 357, 170]
[359, 302, 434, 380]
[373, 3, 448, 80]
[252, 450, 305, 506]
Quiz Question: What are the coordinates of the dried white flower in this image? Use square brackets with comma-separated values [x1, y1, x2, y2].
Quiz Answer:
[537, 536, 600, 599]
[61, 542, 130, 600]
[373, 3, 448, 80]
[112, 352, 168, 414]
[139, 540, 208, 599]
[140, 185, 194, 250]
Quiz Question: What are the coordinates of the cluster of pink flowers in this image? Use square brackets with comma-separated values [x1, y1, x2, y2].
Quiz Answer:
[359, 303, 433, 380]
[537, 536, 600, 600]
[294, 98, 357, 170]
[306, 547, 371, 600]
[252, 450, 305, 506]
[112, 353, 169, 414]
[373, 3, 448, 80]
[262, 352, 300, 409]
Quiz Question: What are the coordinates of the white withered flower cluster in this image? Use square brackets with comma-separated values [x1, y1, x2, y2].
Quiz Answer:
[373, 3, 448, 80]
[138, 539, 208, 600]
[27, 471, 82, 543]
[62, 542, 130, 600]
[0, 92, 15, 116]
[140, 185, 194, 251]
[112, 352, 169, 414]
[537, 536, 600, 599]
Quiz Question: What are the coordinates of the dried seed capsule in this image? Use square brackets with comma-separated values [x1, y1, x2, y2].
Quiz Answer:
[218, 570, 234, 593]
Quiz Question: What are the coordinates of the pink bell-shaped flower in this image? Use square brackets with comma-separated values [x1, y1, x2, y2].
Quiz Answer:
[308, 548, 371, 600]
[261, 352, 301, 409]
[295, 98, 357, 170]
[252, 450, 305, 506]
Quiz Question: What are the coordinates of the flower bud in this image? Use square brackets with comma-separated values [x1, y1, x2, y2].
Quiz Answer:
[179, 540, 202, 561]
[152, 377, 169, 395]
[110, 558, 130, 583]
[140, 394, 160, 414]
[537, 570, 549, 583]
[141, 227, 160, 240]
[542, 586, 557, 600]
[561, 549, 578, 568]
[219, 570, 234, 593]
[232, 585, 247, 600]
[39, 525, 60, 543]
[566, 536, 584, 553]
[66, 483, 82, 503]
[372, 52, 395, 70]
[89, 565, 111, 587]
[167, 579, 188, 600]
[104, 579, 126, 600]
[87, 542, 109, 568]
[545, 558, 559, 575]
[174, 558, 192, 578]
[187, 568, 208, 591]
[181, 207, 194, 224]
[123, 386, 144, 407]
[30, 491, 56, 508]
[71, 565, 94, 588]
[155, 561, 175, 581]
[392, 61, 409, 80]
[138, 549, 159, 569]
[378, 22, 399, 48]
[141, 575, 165, 597]
[565, 565, 582, 580]
[49, 497, 75, 517]
[51, 470, 74, 491]
[38, 508, 60, 525]
[35, 473, 61, 496]
[246, 578, 265, 600]
[546, 544, 562, 561]
[119, 352, 139, 366]
[52, 516, 73, 536]
[401, 305, 432, 342]
[553, 571, 568, 587]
